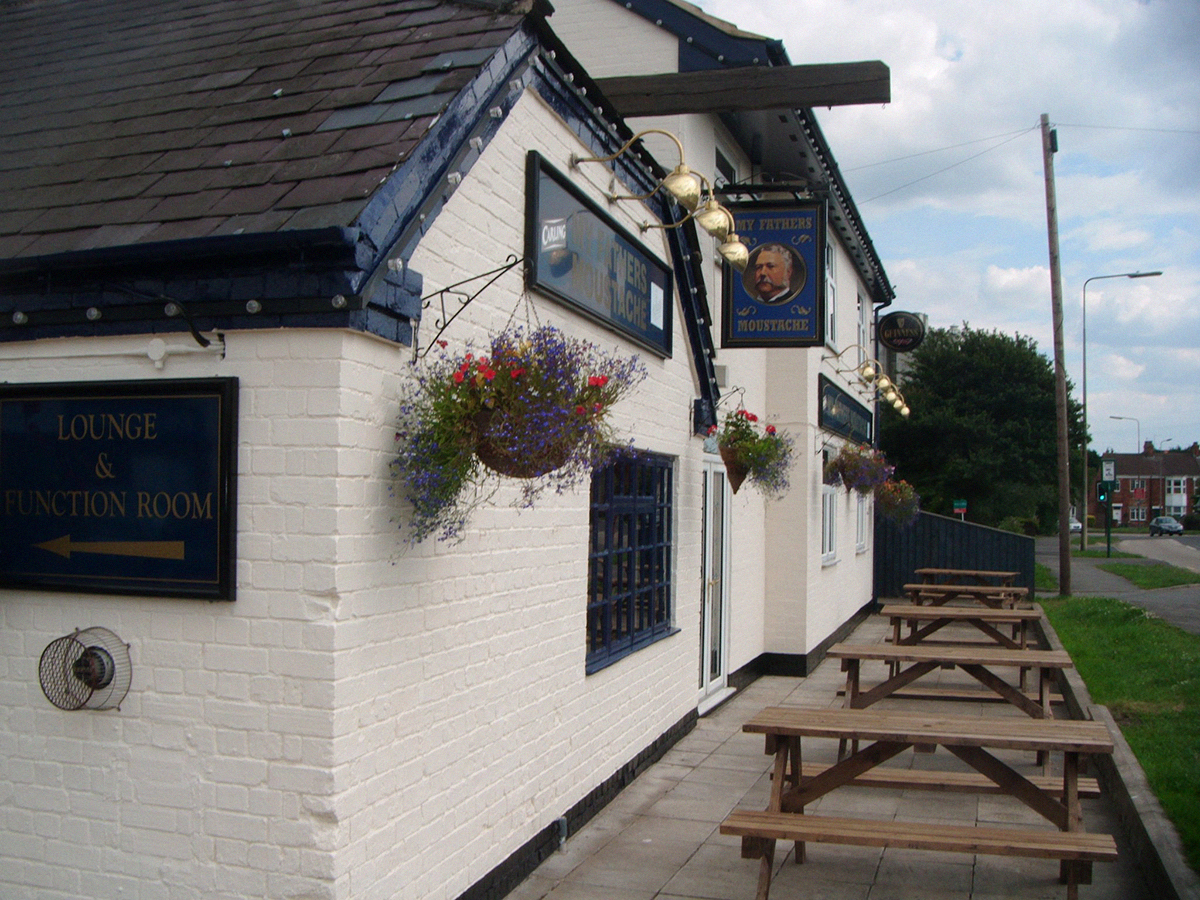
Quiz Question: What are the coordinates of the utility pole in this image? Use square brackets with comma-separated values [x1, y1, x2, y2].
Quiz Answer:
[1041, 113, 1071, 596]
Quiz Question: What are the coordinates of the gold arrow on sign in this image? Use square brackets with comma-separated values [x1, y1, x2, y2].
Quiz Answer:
[36, 535, 186, 560]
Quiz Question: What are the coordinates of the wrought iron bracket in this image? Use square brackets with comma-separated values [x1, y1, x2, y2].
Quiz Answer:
[415, 254, 523, 358]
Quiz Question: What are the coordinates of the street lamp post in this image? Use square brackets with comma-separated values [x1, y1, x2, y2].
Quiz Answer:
[1080, 271, 1162, 550]
[1109, 415, 1140, 453]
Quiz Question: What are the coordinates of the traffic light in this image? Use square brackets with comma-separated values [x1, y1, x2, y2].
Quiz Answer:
[1096, 481, 1109, 503]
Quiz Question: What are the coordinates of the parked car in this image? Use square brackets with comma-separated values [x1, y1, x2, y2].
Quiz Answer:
[1068, 517, 1082, 533]
[1149, 515, 1184, 536]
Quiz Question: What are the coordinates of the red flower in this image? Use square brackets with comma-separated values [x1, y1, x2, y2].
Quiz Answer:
[588, 375, 609, 387]
[453, 371, 464, 384]
[436, 340, 448, 348]
[593, 402, 602, 413]
[708, 425, 718, 435]
[509, 367, 525, 379]
[576, 405, 587, 415]
[766, 425, 777, 435]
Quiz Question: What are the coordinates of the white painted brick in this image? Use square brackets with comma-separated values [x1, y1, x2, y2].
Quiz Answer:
[0, 69, 875, 900]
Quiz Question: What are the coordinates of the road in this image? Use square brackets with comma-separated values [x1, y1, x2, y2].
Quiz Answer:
[1040, 533, 1200, 636]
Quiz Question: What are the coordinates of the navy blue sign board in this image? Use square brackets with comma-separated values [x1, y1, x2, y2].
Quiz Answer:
[0, 378, 238, 600]
[818, 375, 873, 445]
[722, 202, 826, 348]
[525, 151, 673, 358]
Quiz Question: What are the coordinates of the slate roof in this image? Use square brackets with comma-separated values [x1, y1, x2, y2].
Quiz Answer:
[0, 0, 529, 260]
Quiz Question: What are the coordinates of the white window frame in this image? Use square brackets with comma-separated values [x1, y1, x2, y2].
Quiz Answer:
[857, 292, 869, 368]
[856, 492, 869, 552]
[822, 482, 837, 563]
[825, 229, 837, 348]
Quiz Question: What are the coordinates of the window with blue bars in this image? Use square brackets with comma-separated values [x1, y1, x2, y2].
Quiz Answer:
[586, 453, 675, 673]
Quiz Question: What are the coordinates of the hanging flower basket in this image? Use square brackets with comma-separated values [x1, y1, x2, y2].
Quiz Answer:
[875, 478, 920, 526]
[824, 442, 893, 494]
[471, 406, 578, 478]
[718, 444, 750, 494]
[392, 324, 646, 543]
[709, 408, 794, 498]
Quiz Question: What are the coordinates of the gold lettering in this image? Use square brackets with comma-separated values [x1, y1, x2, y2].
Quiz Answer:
[56, 412, 159, 441]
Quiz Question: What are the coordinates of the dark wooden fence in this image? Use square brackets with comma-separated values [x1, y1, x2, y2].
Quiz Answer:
[874, 511, 1036, 600]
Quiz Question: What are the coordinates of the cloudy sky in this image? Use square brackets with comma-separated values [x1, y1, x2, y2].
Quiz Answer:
[697, 0, 1199, 456]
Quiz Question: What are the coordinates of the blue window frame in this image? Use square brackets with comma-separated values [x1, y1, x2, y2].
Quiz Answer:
[586, 453, 675, 673]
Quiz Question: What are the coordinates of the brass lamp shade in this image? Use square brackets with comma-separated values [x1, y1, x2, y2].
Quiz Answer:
[661, 166, 703, 212]
[718, 234, 749, 272]
[694, 200, 734, 240]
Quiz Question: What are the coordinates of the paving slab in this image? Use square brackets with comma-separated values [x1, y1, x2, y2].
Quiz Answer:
[508, 614, 1158, 900]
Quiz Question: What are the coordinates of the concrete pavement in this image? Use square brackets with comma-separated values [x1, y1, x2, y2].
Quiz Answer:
[508, 614, 1159, 900]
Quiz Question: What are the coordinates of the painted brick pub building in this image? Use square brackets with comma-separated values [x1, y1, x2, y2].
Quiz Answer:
[0, 1, 896, 897]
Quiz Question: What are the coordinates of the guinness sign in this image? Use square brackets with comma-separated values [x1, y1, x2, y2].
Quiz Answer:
[878, 311, 925, 353]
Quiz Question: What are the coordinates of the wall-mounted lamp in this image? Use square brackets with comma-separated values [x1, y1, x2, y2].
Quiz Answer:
[825, 344, 910, 417]
[571, 129, 703, 210]
[570, 129, 749, 271]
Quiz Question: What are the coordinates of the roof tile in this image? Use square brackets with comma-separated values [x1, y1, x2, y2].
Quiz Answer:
[0, 0, 529, 259]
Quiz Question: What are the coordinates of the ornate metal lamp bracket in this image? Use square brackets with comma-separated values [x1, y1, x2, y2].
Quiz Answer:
[414, 254, 524, 359]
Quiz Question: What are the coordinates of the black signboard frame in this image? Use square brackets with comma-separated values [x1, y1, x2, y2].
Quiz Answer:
[721, 201, 826, 348]
[524, 151, 673, 358]
[0, 377, 238, 600]
[818, 375, 873, 445]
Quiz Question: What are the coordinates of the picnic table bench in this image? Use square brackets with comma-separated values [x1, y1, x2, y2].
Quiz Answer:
[829, 641, 1070, 720]
[880, 602, 1043, 651]
[903, 581, 1030, 608]
[719, 705, 1117, 900]
[915, 566, 1019, 585]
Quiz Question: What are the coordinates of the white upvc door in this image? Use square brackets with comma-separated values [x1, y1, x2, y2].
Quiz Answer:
[699, 460, 732, 711]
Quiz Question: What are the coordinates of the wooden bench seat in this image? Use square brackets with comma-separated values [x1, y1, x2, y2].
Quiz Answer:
[879, 604, 1042, 623]
[796, 761, 1100, 798]
[722, 809, 1117, 899]
[838, 684, 1064, 704]
[902, 582, 1031, 608]
[722, 808, 1118, 861]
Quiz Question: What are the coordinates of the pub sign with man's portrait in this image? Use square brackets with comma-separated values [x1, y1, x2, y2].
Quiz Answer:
[722, 202, 826, 348]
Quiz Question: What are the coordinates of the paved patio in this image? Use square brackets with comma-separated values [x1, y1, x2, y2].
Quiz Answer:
[508, 615, 1155, 900]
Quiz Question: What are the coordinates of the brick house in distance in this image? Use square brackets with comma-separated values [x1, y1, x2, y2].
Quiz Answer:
[1093, 442, 1200, 527]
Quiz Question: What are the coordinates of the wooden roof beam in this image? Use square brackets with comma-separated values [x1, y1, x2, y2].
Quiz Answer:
[596, 61, 890, 117]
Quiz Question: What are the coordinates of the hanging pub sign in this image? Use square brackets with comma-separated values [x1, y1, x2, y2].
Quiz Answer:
[0, 378, 237, 600]
[524, 151, 673, 357]
[818, 375, 873, 444]
[721, 201, 826, 348]
[877, 310, 926, 352]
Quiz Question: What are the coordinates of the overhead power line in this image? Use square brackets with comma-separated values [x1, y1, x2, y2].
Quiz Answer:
[844, 127, 1036, 171]
[858, 126, 1037, 204]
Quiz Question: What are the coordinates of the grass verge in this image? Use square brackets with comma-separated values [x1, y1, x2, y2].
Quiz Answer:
[1096, 561, 1200, 589]
[1040, 595, 1200, 873]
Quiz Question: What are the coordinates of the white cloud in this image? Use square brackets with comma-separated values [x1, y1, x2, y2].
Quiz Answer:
[695, 0, 1200, 456]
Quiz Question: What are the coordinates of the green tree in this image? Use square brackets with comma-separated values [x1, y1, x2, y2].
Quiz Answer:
[879, 325, 1085, 531]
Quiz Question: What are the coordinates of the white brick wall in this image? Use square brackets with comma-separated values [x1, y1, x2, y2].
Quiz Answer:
[0, 88, 705, 900]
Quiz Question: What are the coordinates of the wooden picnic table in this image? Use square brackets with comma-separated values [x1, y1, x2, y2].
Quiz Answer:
[720, 705, 1116, 900]
[829, 641, 1070, 720]
[903, 581, 1030, 608]
[915, 566, 1019, 585]
[880, 602, 1042, 651]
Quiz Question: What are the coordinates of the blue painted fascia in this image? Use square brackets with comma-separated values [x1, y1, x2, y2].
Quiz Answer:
[352, 22, 543, 323]
[614, 0, 788, 71]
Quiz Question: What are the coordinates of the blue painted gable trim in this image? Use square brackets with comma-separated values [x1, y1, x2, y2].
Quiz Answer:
[528, 33, 720, 431]
[616, 0, 787, 71]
